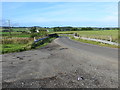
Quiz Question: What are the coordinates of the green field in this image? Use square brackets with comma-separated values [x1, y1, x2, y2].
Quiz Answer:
[0, 28, 29, 35]
[51, 30, 119, 43]
[0, 32, 22, 35]
[0, 28, 28, 31]
[12, 28, 28, 31]
[2, 44, 29, 53]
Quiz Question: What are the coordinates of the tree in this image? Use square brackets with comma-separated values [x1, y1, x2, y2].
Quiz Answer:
[72, 28, 78, 31]
[39, 28, 48, 37]
[53, 27, 61, 32]
[81, 27, 93, 31]
[30, 27, 37, 33]
[75, 33, 78, 36]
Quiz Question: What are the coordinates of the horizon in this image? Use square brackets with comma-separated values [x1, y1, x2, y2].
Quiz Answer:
[2, 2, 118, 27]
[1, 26, 118, 28]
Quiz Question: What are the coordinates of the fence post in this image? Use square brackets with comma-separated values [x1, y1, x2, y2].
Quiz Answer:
[34, 37, 36, 41]
[109, 36, 112, 42]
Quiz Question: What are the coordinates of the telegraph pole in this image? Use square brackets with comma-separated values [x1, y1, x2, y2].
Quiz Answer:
[8, 20, 11, 36]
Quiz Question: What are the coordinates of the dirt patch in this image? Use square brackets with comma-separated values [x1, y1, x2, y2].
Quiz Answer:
[2, 69, 100, 88]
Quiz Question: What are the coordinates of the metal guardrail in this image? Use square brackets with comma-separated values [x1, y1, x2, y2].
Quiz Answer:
[74, 36, 119, 46]
[34, 34, 59, 43]
[34, 36, 48, 43]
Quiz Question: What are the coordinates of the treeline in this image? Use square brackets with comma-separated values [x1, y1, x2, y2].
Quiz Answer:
[53, 26, 88, 31]
[2, 26, 119, 32]
[1, 26, 50, 29]
[53, 27, 119, 32]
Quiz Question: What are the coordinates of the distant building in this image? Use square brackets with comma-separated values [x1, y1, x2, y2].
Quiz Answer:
[27, 31, 31, 33]
[47, 29, 49, 32]
[36, 29, 39, 33]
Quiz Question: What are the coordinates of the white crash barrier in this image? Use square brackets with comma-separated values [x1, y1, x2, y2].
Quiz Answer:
[74, 36, 119, 46]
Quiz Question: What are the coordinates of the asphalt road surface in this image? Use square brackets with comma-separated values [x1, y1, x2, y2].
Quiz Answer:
[1, 36, 118, 88]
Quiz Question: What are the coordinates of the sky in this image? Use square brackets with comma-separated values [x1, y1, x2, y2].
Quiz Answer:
[2, 2, 118, 27]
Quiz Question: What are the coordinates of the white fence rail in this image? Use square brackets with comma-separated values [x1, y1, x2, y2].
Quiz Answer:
[74, 36, 119, 46]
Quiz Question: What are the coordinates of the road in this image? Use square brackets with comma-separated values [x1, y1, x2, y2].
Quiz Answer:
[56, 36, 118, 61]
[2, 36, 118, 88]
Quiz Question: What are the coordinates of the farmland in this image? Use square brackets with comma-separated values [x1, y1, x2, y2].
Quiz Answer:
[0, 27, 54, 54]
[0, 27, 119, 54]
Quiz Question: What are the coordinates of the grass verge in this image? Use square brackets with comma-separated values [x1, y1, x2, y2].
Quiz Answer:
[1, 37, 56, 54]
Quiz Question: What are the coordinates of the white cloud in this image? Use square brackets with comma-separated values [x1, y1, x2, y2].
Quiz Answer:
[13, 14, 117, 24]
[95, 16, 118, 23]
[4, 1, 118, 27]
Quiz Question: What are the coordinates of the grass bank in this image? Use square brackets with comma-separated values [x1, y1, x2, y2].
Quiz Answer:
[1, 37, 33, 54]
[31, 37, 56, 49]
[1, 37, 56, 54]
